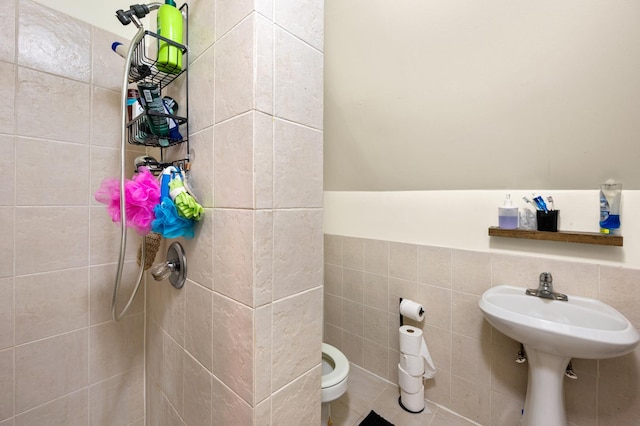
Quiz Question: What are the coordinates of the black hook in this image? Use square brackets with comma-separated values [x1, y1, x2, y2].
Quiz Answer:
[115, 9, 132, 25]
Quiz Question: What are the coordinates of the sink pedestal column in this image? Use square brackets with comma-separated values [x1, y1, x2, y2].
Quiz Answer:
[522, 345, 570, 426]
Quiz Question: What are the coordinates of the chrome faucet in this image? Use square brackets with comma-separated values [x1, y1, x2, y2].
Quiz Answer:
[525, 272, 568, 301]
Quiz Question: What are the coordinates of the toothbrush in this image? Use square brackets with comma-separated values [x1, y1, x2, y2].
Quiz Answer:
[546, 196, 555, 211]
[532, 194, 549, 213]
[530, 194, 545, 212]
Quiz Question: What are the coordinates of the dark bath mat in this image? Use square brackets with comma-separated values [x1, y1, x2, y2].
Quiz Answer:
[359, 410, 394, 426]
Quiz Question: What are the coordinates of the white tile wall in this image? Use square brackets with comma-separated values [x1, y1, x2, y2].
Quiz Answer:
[274, 27, 323, 129]
[15, 138, 90, 205]
[215, 0, 254, 39]
[184, 281, 214, 370]
[213, 208, 255, 305]
[18, 0, 91, 82]
[0, 280, 13, 349]
[146, 3, 324, 424]
[187, 48, 215, 133]
[15, 68, 91, 143]
[271, 288, 323, 390]
[2, 1, 324, 424]
[274, 0, 324, 51]
[213, 113, 255, 208]
[90, 87, 121, 149]
[15, 390, 88, 426]
[0, 210, 13, 278]
[14, 268, 88, 344]
[214, 16, 254, 123]
[271, 365, 322, 426]
[14, 207, 89, 274]
[183, 352, 213, 425]
[255, 15, 274, 115]
[15, 329, 88, 413]
[273, 209, 323, 299]
[187, 0, 216, 61]
[0, 63, 16, 135]
[273, 119, 323, 208]
[0, 349, 13, 420]
[0, 12, 146, 424]
[0, 0, 15, 61]
[88, 369, 144, 425]
[212, 293, 255, 404]
[90, 26, 127, 91]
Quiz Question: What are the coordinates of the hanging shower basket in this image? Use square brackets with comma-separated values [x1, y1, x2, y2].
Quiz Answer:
[120, 3, 190, 154]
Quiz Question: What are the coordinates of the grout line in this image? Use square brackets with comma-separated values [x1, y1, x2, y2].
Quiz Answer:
[10, 9, 16, 420]
[272, 21, 323, 55]
[86, 58, 95, 426]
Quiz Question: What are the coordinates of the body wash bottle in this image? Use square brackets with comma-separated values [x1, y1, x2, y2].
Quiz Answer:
[157, 0, 183, 74]
[499, 194, 518, 229]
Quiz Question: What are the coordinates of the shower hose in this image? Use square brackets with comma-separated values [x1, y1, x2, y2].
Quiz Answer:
[111, 17, 152, 322]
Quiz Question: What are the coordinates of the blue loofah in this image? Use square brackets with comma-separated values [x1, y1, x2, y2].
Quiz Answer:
[151, 197, 195, 239]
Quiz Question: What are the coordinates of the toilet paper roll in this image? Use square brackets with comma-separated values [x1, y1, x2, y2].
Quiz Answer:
[398, 363, 423, 393]
[400, 299, 425, 322]
[421, 337, 437, 379]
[399, 325, 437, 379]
[400, 353, 424, 376]
[400, 386, 425, 413]
[399, 325, 423, 355]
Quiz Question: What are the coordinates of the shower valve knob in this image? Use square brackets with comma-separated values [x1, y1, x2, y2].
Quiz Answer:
[150, 261, 176, 281]
[149, 242, 187, 289]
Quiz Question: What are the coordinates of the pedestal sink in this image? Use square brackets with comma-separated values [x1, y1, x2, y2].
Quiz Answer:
[479, 285, 640, 426]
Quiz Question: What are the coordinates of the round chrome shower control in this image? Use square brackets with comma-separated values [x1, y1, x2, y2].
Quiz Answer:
[150, 242, 187, 289]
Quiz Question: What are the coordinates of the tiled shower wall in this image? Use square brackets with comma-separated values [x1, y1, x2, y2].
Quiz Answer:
[0, 0, 146, 424]
[324, 234, 640, 426]
[145, 1, 325, 425]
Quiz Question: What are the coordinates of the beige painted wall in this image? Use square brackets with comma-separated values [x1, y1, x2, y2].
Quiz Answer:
[324, 190, 640, 268]
[324, 0, 640, 190]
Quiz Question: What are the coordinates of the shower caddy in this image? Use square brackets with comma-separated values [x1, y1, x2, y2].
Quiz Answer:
[112, 2, 190, 321]
[121, 2, 190, 170]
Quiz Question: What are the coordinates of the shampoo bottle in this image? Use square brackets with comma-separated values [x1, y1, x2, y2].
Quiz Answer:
[499, 194, 518, 229]
[157, 0, 183, 74]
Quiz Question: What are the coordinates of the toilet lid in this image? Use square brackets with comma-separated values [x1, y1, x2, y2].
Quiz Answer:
[322, 343, 349, 388]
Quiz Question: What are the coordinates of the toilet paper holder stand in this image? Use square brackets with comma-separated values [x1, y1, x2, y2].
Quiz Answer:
[399, 297, 424, 327]
[398, 297, 428, 415]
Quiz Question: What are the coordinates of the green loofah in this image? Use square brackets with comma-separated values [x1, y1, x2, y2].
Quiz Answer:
[169, 178, 204, 221]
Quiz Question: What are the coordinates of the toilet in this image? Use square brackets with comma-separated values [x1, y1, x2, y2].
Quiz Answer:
[321, 343, 349, 425]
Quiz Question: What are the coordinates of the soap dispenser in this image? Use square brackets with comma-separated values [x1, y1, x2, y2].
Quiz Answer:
[499, 194, 518, 229]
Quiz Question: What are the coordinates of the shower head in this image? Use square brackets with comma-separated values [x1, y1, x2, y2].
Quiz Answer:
[115, 3, 164, 26]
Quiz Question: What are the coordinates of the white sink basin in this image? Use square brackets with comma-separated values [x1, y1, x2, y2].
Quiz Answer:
[479, 284, 640, 426]
[479, 285, 640, 359]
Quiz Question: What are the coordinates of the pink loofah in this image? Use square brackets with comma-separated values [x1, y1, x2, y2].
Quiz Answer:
[95, 167, 161, 235]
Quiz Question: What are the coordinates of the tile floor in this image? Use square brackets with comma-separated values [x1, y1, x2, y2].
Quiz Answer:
[329, 364, 478, 426]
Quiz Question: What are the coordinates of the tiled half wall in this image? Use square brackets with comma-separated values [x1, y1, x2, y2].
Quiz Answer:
[324, 234, 640, 426]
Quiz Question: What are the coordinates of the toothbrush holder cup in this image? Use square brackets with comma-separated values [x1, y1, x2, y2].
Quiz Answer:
[537, 210, 559, 232]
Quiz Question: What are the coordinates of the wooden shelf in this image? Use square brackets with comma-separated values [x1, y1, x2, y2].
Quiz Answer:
[488, 227, 623, 247]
